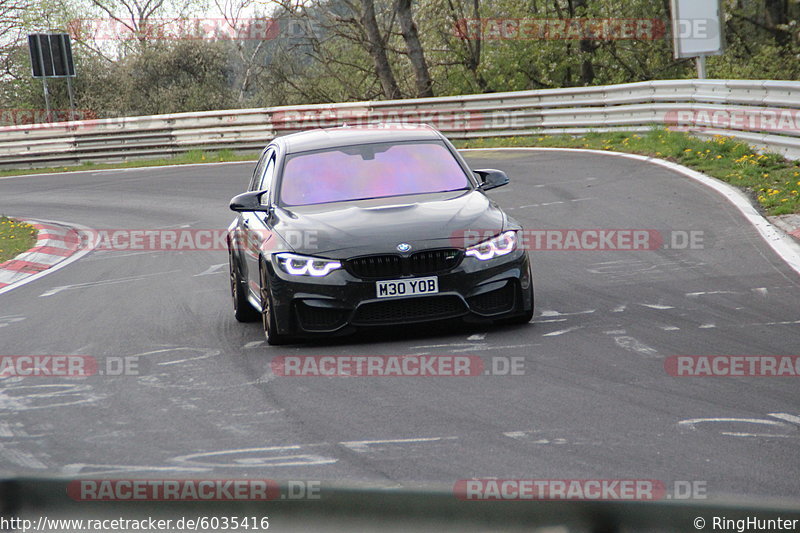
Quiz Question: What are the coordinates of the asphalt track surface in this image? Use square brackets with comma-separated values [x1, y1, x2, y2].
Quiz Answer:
[0, 149, 798, 502]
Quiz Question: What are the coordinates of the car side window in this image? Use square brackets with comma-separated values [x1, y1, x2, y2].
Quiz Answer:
[249, 149, 269, 191]
[258, 154, 277, 204]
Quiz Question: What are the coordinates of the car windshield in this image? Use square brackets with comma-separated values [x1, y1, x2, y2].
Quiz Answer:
[279, 141, 471, 206]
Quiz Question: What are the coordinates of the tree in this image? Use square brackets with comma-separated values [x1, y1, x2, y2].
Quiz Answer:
[211, 0, 271, 103]
[359, 0, 401, 98]
[0, 0, 24, 58]
[571, 0, 597, 86]
[83, 0, 207, 50]
[764, 0, 790, 45]
[3, 0, 800, 120]
[395, 0, 433, 96]
[264, 0, 392, 103]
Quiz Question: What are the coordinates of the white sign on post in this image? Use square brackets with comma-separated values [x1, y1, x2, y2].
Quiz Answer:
[670, 0, 725, 59]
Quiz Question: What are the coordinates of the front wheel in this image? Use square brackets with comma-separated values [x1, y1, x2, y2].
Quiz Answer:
[230, 250, 260, 322]
[260, 264, 294, 346]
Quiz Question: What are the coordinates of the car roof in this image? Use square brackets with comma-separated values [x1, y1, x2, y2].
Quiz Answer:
[274, 124, 444, 154]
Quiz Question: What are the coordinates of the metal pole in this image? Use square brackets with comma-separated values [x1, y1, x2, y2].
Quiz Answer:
[42, 77, 52, 122]
[66, 75, 76, 122]
[696, 55, 707, 79]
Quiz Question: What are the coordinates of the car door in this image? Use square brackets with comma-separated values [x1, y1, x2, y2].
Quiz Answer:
[232, 148, 266, 281]
[242, 147, 278, 301]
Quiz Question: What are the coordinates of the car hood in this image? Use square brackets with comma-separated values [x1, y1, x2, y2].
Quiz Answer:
[272, 190, 506, 257]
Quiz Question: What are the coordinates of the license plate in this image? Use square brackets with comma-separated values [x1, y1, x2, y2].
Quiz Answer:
[376, 276, 438, 299]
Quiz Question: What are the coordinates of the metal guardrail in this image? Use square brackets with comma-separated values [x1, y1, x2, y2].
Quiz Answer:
[1, 79, 799, 169]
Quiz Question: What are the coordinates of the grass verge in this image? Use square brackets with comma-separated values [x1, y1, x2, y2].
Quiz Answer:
[456, 128, 800, 216]
[0, 217, 38, 263]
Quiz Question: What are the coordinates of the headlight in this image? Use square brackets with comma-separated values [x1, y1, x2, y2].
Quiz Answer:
[465, 231, 517, 260]
[275, 253, 342, 276]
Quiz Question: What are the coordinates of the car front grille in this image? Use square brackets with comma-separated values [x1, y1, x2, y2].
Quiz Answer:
[408, 249, 462, 275]
[352, 295, 467, 325]
[467, 281, 516, 315]
[345, 254, 403, 278]
[346, 249, 462, 279]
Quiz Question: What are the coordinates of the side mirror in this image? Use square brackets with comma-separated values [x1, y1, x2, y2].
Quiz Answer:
[474, 169, 509, 191]
[229, 190, 270, 212]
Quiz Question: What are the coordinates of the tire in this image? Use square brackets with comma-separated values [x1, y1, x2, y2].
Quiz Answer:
[259, 263, 294, 346]
[229, 250, 260, 322]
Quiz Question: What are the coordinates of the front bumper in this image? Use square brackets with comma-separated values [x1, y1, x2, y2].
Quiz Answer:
[264, 250, 533, 336]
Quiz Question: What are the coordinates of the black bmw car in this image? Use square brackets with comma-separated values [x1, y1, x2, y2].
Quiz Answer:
[227, 124, 533, 344]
